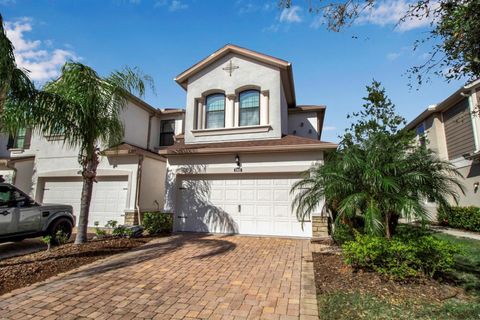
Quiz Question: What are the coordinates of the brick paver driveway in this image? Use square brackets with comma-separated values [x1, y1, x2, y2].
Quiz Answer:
[0, 234, 318, 320]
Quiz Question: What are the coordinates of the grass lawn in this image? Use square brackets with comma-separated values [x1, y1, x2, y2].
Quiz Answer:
[314, 232, 480, 320]
[433, 233, 480, 295]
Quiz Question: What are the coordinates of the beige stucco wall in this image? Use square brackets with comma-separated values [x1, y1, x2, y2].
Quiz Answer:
[288, 112, 319, 140]
[12, 159, 35, 194]
[184, 53, 283, 144]
[139, 156, 167, 212]
[7, 99, 167, 214]
[423, 113, 449, 160]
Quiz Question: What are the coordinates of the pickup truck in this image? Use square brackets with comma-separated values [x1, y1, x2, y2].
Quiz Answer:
[0, 183, 75, 243]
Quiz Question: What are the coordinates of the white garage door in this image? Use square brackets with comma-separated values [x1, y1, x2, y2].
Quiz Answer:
[176, 174, 311, 237]
[42, 176, 128, 227]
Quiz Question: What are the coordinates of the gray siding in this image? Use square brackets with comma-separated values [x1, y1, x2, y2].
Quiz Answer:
[443, 98, 475, 160]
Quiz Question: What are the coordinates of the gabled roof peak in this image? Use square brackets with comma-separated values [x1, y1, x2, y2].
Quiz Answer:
[174, 44, 296, 107]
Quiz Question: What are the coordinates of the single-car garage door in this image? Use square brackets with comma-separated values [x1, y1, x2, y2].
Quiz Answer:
[41, 176, 128, 227]
[176, 174, 311, 237]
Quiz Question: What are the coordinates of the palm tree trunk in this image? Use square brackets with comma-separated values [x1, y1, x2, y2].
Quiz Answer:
[385, 213, 392, 239]
[74, 150, 99, 245]
[74, 176, 94, 244]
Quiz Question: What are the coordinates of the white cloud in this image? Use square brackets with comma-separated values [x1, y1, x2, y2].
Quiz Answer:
[169, 0, 188, 11]
[154, 0, 188, 11]
[356, 0, 438, 32]
[323, 126, 337, 131]
[263, 5, 303, 32]
[5, 18, 78, 82]
[0, 0, 16, 6]
[386, 52, 402, 61]
[279, 6, 302, 23]
[236, 0, 275, 15]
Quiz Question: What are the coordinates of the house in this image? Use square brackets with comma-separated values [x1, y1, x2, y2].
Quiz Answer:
[159, 44, 337, 238]
[4, 44, 336, 238]
[406, 79, 480, 210]
[0, 133, 15, 183]
[2, 96, 184, 227]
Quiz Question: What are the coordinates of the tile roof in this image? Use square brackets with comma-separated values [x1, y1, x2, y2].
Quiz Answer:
[158, 135, 337, 155]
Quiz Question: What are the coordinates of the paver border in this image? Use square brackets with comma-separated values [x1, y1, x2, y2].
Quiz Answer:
[299, 242, 319, 320]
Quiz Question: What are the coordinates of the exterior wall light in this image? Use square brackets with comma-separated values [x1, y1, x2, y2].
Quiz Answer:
[235, 154, 241, 167]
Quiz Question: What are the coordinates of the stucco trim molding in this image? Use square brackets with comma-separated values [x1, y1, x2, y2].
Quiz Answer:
[191, 125, 272, 137]
[37, 169, 132, 178]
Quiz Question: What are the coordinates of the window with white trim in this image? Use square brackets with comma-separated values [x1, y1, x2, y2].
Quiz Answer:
[239, 90, 260, 126]
[205, 93, 225, 129]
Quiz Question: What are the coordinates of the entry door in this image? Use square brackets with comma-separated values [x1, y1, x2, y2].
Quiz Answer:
[176, 174, 312, 237]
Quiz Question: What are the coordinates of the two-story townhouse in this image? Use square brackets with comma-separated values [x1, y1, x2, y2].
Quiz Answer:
[4, 95, 184, 227]
[406, 79, 480, 210]
[159, 45, 337, 238]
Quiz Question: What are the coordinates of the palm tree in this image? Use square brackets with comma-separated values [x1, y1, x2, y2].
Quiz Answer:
[0, 13, 37, 127]
[4, 62, 153, 244]
[291, 133, 464, 239]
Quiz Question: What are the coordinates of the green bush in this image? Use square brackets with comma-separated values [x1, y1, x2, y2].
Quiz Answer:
[343, 232, 460, 280]
[112, 225, 133, 238]
[332, 222, 355, 245]
[438, 206, 480, 232]
[142, 212, 173, 235]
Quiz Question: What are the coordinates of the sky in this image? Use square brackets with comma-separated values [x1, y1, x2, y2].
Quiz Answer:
[0, 0, 467, 142]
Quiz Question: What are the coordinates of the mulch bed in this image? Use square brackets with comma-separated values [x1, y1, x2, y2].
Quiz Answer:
[0, 236, 158, 296]
[312, 240, 467, 305]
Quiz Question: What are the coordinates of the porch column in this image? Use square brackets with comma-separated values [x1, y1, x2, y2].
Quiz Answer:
[261, 90, 270, 125]
[226, 94, 236, 128]
[197, 98, 204, 130]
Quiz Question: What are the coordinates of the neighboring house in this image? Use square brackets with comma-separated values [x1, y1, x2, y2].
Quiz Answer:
[406, 79, 480, 211]
[159, 44, 337, 238]
[3, 96, 184, 227]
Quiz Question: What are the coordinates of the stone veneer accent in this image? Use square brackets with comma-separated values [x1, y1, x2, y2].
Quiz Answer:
[312, 216, 329, 238]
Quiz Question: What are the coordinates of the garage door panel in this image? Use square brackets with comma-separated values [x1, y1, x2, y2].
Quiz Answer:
[256, 205, 272, 217]
[257, 189, 272, 201]
[177, 174, 312, 237]
[42, 177, 128, 227]
[225, 190, 239, 200]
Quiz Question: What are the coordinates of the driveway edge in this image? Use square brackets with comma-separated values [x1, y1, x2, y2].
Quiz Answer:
[300, 241, 319, 320]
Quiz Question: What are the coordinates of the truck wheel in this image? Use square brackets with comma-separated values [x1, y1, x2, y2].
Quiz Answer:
[48, 218, 73, 245]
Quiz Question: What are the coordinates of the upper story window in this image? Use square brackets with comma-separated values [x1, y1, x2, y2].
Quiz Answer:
[416, 123, 426, 147]
[160, 120, 175, 146]
[239, 90, 260, 126]
[7, 128, 32, 150]
[205, 93, 225, 129]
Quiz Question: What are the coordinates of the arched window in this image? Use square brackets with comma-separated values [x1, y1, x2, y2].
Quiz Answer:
[205, 93, 225, 129]
[239, 90, 260, 126]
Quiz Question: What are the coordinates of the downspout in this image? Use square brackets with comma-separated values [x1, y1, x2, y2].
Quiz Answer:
[135, 155, 144, 225]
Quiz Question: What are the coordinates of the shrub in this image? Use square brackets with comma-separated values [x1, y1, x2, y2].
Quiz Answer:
[105, 220, 118, 229]
[55, 230, 69, 245]
[42, 235, 53, 251]
[142, 212, 173, 235]
[112, 225, 133, 238]
[343, 232, 459, 280]
[438, 206, 480, 232]
[332, 222, 355, 245]
[94, 221, 108, 238]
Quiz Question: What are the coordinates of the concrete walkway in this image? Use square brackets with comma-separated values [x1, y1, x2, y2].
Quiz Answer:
[0, 234, 319, 320]
[429, 225, 480, 241]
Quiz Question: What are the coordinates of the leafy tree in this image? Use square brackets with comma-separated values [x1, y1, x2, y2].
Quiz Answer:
[342, 80, 406, 147]
[2, 62, 153, 244]
[291, 81, 464, 238]
[280, 0, 480, 84]
[0, 13, 37, 122]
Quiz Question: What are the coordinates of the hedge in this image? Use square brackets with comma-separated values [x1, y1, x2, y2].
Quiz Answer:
[438, 206, 480, 232]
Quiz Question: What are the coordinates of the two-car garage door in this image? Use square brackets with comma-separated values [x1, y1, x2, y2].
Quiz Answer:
[41, 176, 128, 227]
[176, 174, 311, 237]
